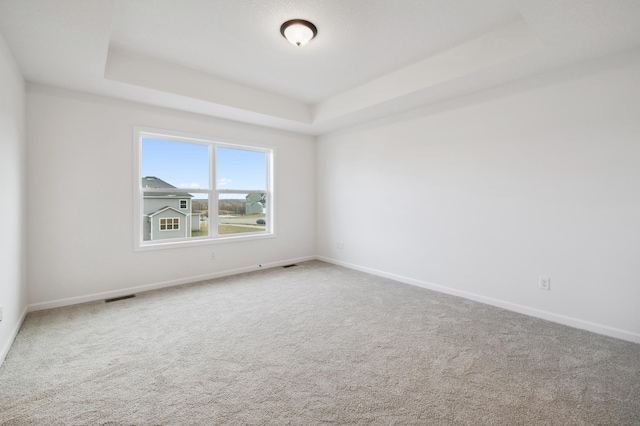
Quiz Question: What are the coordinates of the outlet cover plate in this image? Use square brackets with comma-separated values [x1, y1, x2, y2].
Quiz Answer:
[539, 277, 551, 291]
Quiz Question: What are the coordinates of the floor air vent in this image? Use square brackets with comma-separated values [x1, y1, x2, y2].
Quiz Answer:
[282, 264, 298, 268]
[105, 294, 136, 303]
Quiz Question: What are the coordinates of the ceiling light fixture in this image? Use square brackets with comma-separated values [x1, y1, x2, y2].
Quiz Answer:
[280, 19, 317, 47]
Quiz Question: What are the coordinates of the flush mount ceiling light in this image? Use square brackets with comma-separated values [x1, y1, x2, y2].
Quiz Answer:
[280, 19, 317, 47]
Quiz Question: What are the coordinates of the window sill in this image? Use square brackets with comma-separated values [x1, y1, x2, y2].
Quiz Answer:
[134, 232, 276, 252]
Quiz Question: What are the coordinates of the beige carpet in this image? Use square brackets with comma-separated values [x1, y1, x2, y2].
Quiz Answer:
[1, 260, 638, 425]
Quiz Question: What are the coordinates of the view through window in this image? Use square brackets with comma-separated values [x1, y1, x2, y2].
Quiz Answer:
[136, 130, 272, 248]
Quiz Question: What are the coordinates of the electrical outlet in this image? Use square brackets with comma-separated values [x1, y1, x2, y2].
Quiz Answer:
[337, 242, 344, 250]
[539, 277, 551, 291]
[211, 252, 215, 260]
[0, 306, 3, 322]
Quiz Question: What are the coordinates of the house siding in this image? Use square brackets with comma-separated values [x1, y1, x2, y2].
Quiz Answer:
[144, 196, 192, 240]
[150, 209, 187, 241]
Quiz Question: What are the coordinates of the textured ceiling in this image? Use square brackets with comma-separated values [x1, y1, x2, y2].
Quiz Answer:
[1, 0, 639, 135]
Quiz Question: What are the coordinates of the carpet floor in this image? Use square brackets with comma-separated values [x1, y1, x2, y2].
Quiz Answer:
[1, 260, 638, 425]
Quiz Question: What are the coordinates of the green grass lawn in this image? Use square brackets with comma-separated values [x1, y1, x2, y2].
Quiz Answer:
[192, 222, 267, 236]
[191, 223, 208, 237]
[218, 225, 265, 234]
[243, 213, 266, 218]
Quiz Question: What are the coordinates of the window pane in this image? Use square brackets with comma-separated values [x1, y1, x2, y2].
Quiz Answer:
[217, 147, 266, 190]
[218, 193, 266, 235]
[142, 195, 209, 241]
[142, 139, 209, 189]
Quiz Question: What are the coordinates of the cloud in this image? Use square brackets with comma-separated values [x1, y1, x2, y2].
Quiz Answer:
[218, 177, 232, 187]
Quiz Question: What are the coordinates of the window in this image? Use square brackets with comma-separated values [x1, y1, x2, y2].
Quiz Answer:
[160, 218, 180, 230]
[134, 128, 274, 250]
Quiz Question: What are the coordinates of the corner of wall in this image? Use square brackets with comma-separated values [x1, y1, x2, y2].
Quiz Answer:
[0, 32, 28, 367]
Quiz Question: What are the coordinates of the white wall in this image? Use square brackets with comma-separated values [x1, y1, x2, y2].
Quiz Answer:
[317, 54, 640, 343]
[27, 85, 316, 308]
[0, 33, 27, 363]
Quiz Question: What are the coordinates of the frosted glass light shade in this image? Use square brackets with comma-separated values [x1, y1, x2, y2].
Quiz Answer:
[280, 20, 317, 47]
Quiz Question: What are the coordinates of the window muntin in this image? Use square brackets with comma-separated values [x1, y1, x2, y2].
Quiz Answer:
[135, 128, 273, 250]
[160, 218, 180, 231]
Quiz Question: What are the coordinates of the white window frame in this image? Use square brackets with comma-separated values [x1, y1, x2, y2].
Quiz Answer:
[179, 199, 188, 209]
[133, 127, 275, 251]
[159, 217, 180, 231]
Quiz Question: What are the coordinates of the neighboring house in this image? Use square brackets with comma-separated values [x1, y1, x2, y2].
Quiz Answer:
[245, 193, 265, 215]
[142, 176, 201, 241]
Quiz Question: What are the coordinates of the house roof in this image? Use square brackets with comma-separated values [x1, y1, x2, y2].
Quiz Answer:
[145, 206, 187, 217]
[142, 176, 193, 198]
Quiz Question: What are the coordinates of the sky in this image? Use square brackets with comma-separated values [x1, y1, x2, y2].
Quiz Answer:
[142, 139, 267, 199]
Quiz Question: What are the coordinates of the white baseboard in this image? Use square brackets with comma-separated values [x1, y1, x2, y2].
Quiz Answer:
[317, 256, 640, 345]
[28, 256, 316, 313]
[0, 305, 28, 367]
[24, 254, 640, 345]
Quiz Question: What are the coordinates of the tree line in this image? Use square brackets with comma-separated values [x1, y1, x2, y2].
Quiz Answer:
[192, 198, 247, 216]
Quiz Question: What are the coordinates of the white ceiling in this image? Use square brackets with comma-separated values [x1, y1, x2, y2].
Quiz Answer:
[1, 0, 639, 135]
